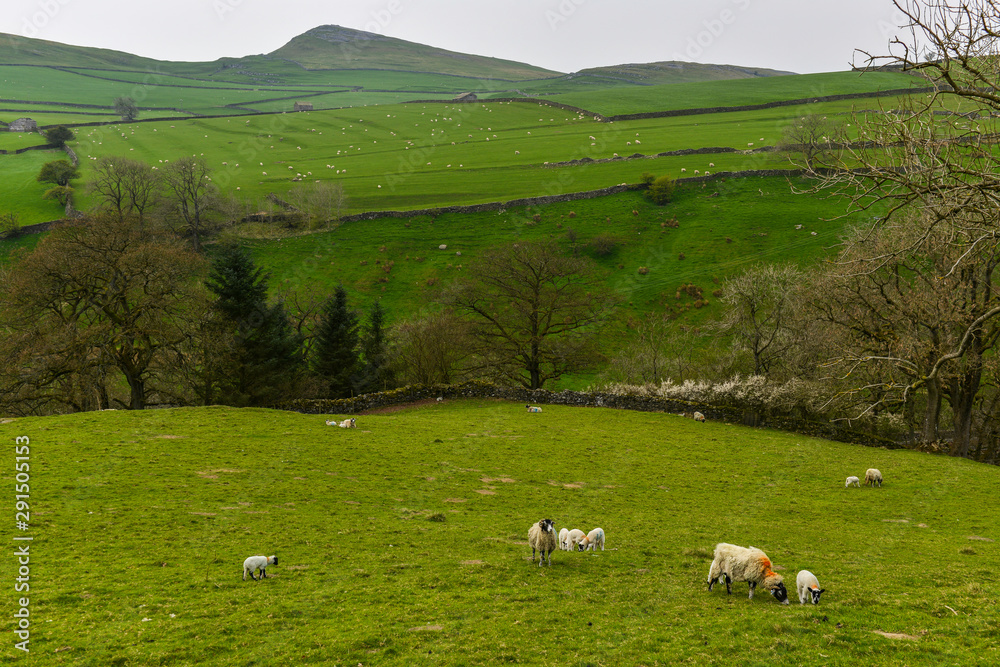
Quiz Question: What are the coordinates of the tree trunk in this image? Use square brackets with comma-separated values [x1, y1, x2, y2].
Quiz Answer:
[921, 377, 942, 443]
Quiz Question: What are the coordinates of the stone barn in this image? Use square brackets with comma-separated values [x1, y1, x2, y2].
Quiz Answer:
[9, 118, 37, 132]
[452, 92, 477, 102]
[293, 102, 314, 111]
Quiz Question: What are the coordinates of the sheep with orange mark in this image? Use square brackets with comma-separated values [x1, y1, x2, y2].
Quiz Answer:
[579, 527, 605, 551]
[707, 543, 789, 604]
[864, 468, 882, 487]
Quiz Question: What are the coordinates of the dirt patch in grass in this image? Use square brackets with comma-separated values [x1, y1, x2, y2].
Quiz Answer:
[967, 535, 995, 542]
[481, 477, 516, 484]
[156, 435, 184, 439]
[196, 469, 245, 479]
[409, 624, 443, 632]
[872, 630, 921, 641]
[443, 498, 467, 503]
[475, 489, 496, 495]
[460, 560, 484, 565]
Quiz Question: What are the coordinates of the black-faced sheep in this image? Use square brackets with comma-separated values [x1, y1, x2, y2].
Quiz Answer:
[339, 418, 356, 428]
[707, 543, 789, 604]
[579, 527, 605, 551]
[528, 518, 557, 566]
[845, 476, 860, 488]
[243, 555, 278, 581]
[796, 570, 825, 605]
[864, 468, 882, 487]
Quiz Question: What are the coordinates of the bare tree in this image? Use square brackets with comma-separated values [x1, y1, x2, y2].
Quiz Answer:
[161, 157, 217, 251]
[805, 0, 1000, 454]
[778, 113, 846, 172]
[716, 264, 804, 377]
[89, 156, 160, 225]
[390, 310, 473, 386]
[445, 241, 617, 389]
[0, 214, 208, 411]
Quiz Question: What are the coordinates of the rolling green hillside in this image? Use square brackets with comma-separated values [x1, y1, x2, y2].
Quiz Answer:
[2, 401, 996, 665]
[268, 25, 561, 79]
[576, 60, 795, 85]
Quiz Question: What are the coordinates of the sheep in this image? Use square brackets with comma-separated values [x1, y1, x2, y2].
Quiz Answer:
[243, 555, 278, 581]
[558, 527, 569, 550]
[565, 528, 586, 551]
[707, 543, 789, 604]
[864, 468, 883, 487]
[693, 411, 706, 422]
[796, 570, 825, 605]
[845, 475, 861, 488]
[339, 418, 356, 428]
[526, 405, 542, 413]
[579, 527, 605, 551]
[528, 518, 557, 566]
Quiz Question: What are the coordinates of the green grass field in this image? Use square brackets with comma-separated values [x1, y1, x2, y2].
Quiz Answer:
[2, 401, 996, 665]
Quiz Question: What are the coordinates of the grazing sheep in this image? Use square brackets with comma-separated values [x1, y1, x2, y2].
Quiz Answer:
[526, 405, 542, 413]
[339, 418, 356, 428]
[243, 555, 278, 581]
[528, 519, 557, 566]
[693, 411, 706, 422]
[579, 527, 605, 551]
[558, 527, 570, 550]
[566, 528, 586, 551]
[845, 475, 861, 488]
[864, 468, 883, 487]
[796, 570, 825, 605]
[707, 543, 789, 604]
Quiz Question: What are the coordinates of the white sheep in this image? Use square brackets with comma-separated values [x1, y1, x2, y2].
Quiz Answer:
[528, 518, 557, 566]
[693, 411, 706, 422]
[707, 543, 789, 604]
[579, 527, 605, 551]
[565, 528, 586, 551]
[339, 418, 356, 428]
[864, 468, 883, 487]
[845, 475, 860, 488]
[558, 527, 569, 550]
[242, 555, 278, 581]
[526, 405, 542, 413]
[796, 570, 825, 605]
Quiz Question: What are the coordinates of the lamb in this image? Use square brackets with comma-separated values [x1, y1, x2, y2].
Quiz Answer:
[558, 527, 569, 550]
[693, 411, 706, 422]
[707, 543, 789, 604]
[845, 476, 861, 488]
[864, 468, 883, 487]
[339, 418, 356, 428]
[796, 570, 825, 605]
[525, 405, 542, 413]
[528, 518, 557, 566]
[565, 528, 586, 551]
[242, 555, 278, 581]
[579, 527, 605, 551]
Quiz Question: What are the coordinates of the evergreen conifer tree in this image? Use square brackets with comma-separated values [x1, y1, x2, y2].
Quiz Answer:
[205, 243, 302, 405]
[312, 285, 360, 398]
[358, 300, 394, 394]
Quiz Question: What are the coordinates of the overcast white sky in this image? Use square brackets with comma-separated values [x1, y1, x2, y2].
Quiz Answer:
[3, 0, 911, 74]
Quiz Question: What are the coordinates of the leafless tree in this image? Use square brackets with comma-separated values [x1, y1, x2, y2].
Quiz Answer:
[161, 157, 218, 251]
[89, 156, 161, 225]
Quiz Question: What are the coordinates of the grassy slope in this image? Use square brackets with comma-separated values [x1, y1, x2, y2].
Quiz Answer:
[574, 61, 795, 85]
[2, 401, 996, 665]
[268, 25, 561, 80]
[549, 71, 928, 115]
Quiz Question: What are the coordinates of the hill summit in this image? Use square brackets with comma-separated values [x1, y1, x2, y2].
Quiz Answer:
[267, 24, 562, 80]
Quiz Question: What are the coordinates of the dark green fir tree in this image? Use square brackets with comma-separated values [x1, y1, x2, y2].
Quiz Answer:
[312, 285, 360, 398]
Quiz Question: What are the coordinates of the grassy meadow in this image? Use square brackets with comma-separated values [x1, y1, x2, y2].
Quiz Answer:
[1, 400, 997, 665]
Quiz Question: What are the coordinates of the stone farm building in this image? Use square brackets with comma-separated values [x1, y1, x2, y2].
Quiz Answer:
[9, 118, 37, 132]
[293, 102, 314, 111]
[452, 92, 478, 102]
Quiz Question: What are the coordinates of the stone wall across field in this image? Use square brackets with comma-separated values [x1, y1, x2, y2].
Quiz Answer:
[274, 380, 902, 450]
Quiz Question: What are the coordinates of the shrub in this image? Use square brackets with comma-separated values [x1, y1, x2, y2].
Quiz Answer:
[640, 172, 656, 186]
[590, 234, 618, 256]
[645, 175, 676, 205]
[637, 266, 649, 275]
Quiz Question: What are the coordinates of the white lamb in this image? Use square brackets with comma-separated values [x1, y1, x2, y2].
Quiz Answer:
[526, 405, 542, 413]
[558, 527, 570, 550]
[864, 468, 883, 487]
[565, 528, 586, 551]
[242, 555, 278, 581]
[579, 527, 605, 551]
[339, 418, 356, 428]
[796, 570, 825, 605]
[707, 543, 789, 604]
[845, 476, 860, 488]
[528, 518, 557, 566]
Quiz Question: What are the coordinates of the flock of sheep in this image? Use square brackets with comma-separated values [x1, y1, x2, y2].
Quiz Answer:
[527, 519, 605, 566]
